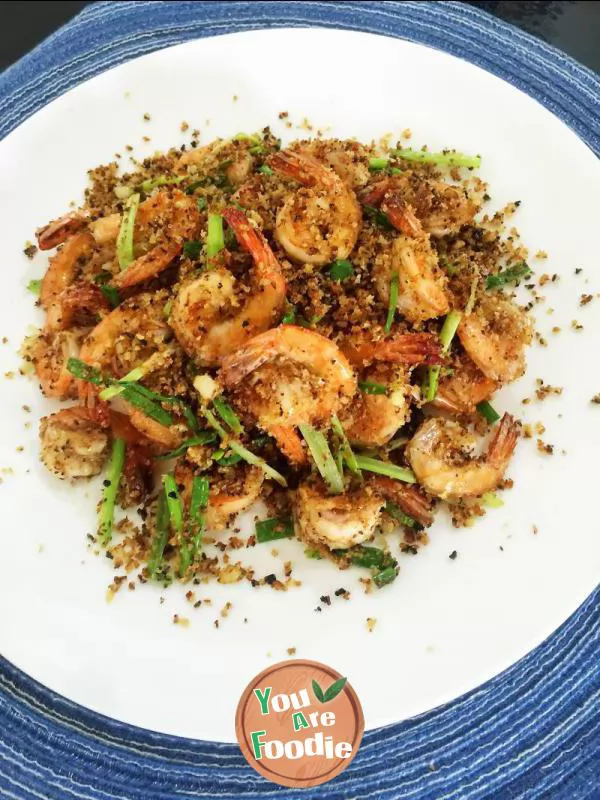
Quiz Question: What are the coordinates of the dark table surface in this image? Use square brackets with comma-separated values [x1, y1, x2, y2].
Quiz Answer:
[1, 1, 599, 75]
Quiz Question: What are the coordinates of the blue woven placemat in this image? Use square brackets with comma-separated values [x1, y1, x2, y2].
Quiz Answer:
[1, 3, 598, 798]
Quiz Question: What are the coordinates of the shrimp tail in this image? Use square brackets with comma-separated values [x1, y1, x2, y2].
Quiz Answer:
[342, 333, 442, 367]
[267, 151, 321, 186]
[266, 424, 308, 466]
[380, 196, 423, 237]
[36, 211, 90, 250]
[46, 281, 109, 333]
[487, 413, 519, 468]
[111, 242, 182, 289]
[370, 475, 434, 527]
[358, 179, 390, 208]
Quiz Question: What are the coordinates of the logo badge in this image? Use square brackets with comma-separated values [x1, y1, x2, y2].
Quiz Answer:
[235, 659, 364, 788]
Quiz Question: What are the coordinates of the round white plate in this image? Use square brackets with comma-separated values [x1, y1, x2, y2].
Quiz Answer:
[0, 27, 598, 743]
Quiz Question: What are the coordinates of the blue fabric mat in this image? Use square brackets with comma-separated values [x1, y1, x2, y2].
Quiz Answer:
[1, 3, 598, 798]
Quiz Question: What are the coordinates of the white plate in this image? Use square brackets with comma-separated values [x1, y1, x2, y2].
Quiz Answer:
[0, 28, 599, 743]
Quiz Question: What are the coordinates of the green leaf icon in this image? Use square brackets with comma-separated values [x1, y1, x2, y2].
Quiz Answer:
[312, 679, 325, 703]
[323, 677, 348, 702]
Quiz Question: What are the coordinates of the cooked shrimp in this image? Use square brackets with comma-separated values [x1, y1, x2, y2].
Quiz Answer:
[36, 210, 120, 250]
[269, 150, 362, 265]
[342, 332, 440, 368]
[177, 139, 256, 187]
[342, 366, 413, 448]
[374, 199, 449, 324]
[40, 232, 95, 310]
[39, 407, 110, 479]
[294, 482, 383, 551]
[170, 207, 286, 366]
[29, 329, 83, 399]
[406, 413, 519, 500]
[362, 172, 479, 237]
[457, 294, 532, 383]
[219, 325, 356, 427]
[293, 139, 371, 188]
[432, 354, 498, 414]
[369, 475, 434, 528]
[45, 281, 109, 333]
[264, 424, 308, 466]
[174, 460, 264, 530]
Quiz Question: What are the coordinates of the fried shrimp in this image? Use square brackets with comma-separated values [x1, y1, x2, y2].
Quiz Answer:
[369, 475, 434, 528]
[342, 365, 413, 447]
[457, 294, 532, 383]
[269, 150, 362, 265]
[39, 407, 110, 479]
[294, 482, 383, 550]
[29, 329, 84, 399]
[40, 232, 95, 311]
[341, 332, 441, 368]
[432, 353, 498, 414]
[170, 207, 285, 366]
[406, 413, 519, 500]
[219, 325, 356, 427]
[375, 198, 449, 324]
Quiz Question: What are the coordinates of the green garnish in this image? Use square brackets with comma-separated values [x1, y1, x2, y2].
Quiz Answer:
[183, 240, 202, 259]
[482, 492, 504, 508]
[305, 548, 323, 559]
[27, 279, 42, 295]
[213, 397, 243, 435]
[346, 545, 396, 570]
[202, 408, 287, 486]
[163, 299, 173, 318]
[100, 285, 120, 308]
[213, 451, 242, 466]
[99, 364, 146, 401]
[249, 145, 265, 155]
[299, 423, 344, 494]
[384, 273, 399, 333]
[66, 357, 104, 385]
[163, 474, 187, 576]
[140, 175, 185, 194]
[281, 307, 296, 324]
[258, 164, 274, 176]
[154, 432, 218, 460]
[364, 205, 392, 228]
[385, 501, 419, 529]
[233, 133, 262, 144]
[476, 400, 501, 424]
[358, 380, 387, 395]
[147, 487, 170, 578]
[331, 415, 360, 476]
[328, 259, 354, 281]
[426, 309, 463, 402]
[185, 179, 208, 195]
[389, 167, 403, 175]
[99, 438, 126, 545]
[206, 214, 225, 259]
[368, 157, 389, 171]
[392, 148, 481, 168]
[255, 516, 294, 543]
[485, 262, 531, 290]
[116, 192, 140, 269]
[190, 476, 210, 556]
[440, 257, 459, 276]
[353, 455, 416, 483]
[373, 566, 399, 587]
[196, 197, 208, 211]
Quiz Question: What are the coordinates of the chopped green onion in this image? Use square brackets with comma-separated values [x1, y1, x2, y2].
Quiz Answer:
[213, 397, 243, 434]
[465, 276, 479, 316]
[163, 473, 189, 576]
[183, 240, 202, 259]
[126, 384, 199, 432]
[147, 487, 170, 578]
[282, 307, 296, 324]
[116, 192, 140, 269]
[426, 309, 463, 402]
[385, 273, 399, 333]
[185, 179, 208, 195]
[202, 408, 287, 486]
[118, 385, 172, 427]
[258, 164, 274, 176]
[99, 364, 145, 401]
[233, 132, 261, 144]
[387, 435, 409, 451]
[385, 501, 419, 529]
[369, 157, 389, 171]
[353, 455, 416, 483]
[389, 167, 403, 175]
[99, 438, 126, 545]
[482, 491, 504, 508]
[190, 476, 210, 556]
[206, 214, 225, 259]
[140, 175, 185, 194]
[358, 380, 387, 395]
[100, 285, 120, 308]
[66, 357, 104, 385]
[215, 452, 242, 466]
[299, 423, 344, 494]
[163, 299, 173, 318]
[93, 270, 112, 285]
[392, 148, 481, 168]
[364, 205, 392, 228]
[27, 279, 41, 295]
[304, 548, 323, 559]
[328, 259, 354, 281]
[476, 400, 501, 424]
[485, 262, 531, 290]
[249, 145, 265, 155]
[155, 431, 218, 460]
[373, 566, 399, 588]
[345, 545, 396, 570]
[196, 197, 208, 211]
[440, 257, 459, 276]
[331, 415, 361, 476]
[255, 516, 294, 543]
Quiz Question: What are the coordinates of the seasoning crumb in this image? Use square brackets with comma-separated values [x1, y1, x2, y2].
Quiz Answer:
[591, 394, 600, 404]
[580, 294, 593, 306]
[366, 617, 377, 633]
[532, 525, 539, 535]
[220, 601, 233, 619]
[232, 95, 238, 102]
[180, 121, 189, 132]
[320, 594, 331, 606]
[37, 543, 44, 553]
[537, 439, 554, 455]
[535, 380, 563, 401]
[401, 128, 412, 139]
[214, 619, 219, 629]
[571, 320, 584, 331]
[287, 647, 296, 656]
[449, 550, 458, 560]
[143, 112, 151, 121]
[173, 614, 190, 627]
[534, 250, 548, 259]
[23, 243, 38, 260]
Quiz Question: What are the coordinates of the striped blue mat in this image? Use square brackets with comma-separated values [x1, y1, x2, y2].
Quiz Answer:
[1, 3, 598, 798]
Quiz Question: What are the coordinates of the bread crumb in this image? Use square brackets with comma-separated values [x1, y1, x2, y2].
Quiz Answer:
[366, 617, 377, 633]
[287, 647, 296, 656]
